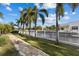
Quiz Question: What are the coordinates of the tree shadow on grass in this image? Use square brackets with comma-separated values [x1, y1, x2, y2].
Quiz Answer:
[16, 34, 79, 56]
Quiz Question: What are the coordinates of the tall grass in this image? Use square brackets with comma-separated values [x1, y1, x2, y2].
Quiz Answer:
[0, 35, 20, 56]
[0, 35, 8, 46]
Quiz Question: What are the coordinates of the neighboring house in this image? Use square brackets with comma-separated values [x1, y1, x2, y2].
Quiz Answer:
[60, 20, 79, 33]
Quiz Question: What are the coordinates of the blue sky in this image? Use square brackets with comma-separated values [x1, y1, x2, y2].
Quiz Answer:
[0, 3, 79, 26]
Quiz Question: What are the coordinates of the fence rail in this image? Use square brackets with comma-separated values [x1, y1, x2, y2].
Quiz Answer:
[19, 30, 79, 47]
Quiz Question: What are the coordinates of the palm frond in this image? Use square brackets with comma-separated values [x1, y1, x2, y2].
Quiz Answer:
[39, 13, 45, 25]
[39, 9, 48, 17]
[27, 7, 33, 14]
[71, 3, 79, 12]
[56, 3, 64, 20]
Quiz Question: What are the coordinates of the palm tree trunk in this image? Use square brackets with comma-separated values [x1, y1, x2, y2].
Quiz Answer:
[18, 23, 19, 33]
[28, 24, 30, 36]
[56, 13, 59, 44]
[29, 21, 31, 36]
[35, 22, 37, 37]
[23, 23, 25, 34]
[34, 13, 37, 37]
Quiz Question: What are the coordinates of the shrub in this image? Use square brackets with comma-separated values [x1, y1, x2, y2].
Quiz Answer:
[11, 30, 18, 34]
[0, 36, 8, 46]
[0, 23, 13, 34]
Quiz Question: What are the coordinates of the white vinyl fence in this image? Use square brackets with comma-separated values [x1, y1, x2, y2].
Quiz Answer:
[19, 30, 79, 47]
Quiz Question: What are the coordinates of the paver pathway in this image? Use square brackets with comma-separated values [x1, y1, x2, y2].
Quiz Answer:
[7, 34, 48, 56]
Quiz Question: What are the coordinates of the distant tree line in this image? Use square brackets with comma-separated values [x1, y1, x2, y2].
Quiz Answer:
[0, 23, 13, 34]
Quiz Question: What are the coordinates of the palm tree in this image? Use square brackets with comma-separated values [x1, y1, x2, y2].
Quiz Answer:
[16, 18, 25, 34]
[19, 9, 29, 34]
[17, 7, 33, 35]
[55, 3, 79, 44]
[27, 7, 33, 35]
[70, 3, 79, 12]
[16, 19, 21, 31]
[55, 3, 64, 44]
[22, 7, 34, 35]
[32, 6, 48, 37]
[0, 12, 3, 34]
[20, 9, 25, 31]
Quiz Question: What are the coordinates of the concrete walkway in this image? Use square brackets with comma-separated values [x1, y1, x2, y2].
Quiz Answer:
[7, 34, 48, 56]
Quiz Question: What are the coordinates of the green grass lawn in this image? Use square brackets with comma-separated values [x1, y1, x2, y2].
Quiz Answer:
[14, 33, 79, 56]
[0, 34, 20, 56]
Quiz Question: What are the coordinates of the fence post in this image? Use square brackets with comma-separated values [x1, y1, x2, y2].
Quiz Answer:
[36, 30, 37, 37]
[44, 30, 45, 38]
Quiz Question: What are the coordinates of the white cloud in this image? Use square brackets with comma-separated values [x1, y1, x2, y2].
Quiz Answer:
[8, 13, 17, 16]
[49, 14, 56, 18]
[46, 14, 56, 21]
[1, 3, 12, 11]
[63, 16, 70, 20]
[72, 12, 76, 15]
[35, 3, 40, 8]
[34, 3, 56, 9]
[38, 13, 56, 21]
[37, 13, 56, 25]
[42, 3, 56, 9]
[64, 12, 68, 15]
[38, 13, 70, 25]
[6, 6, 12, 11]
[18, 7, 23, 11]
[0, 18, 3, 23]
[1, 3, 10, 6]
[37, 13, 70, 25]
